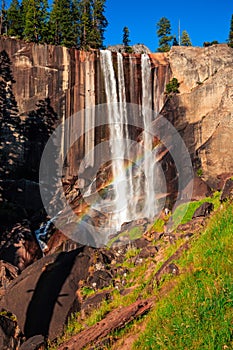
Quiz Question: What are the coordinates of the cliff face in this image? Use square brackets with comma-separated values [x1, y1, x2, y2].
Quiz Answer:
[168, 44, 233, 187]
[0, 37, 232, 189]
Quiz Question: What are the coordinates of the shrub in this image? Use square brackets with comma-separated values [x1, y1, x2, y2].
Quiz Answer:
[165, 77, 180, 94]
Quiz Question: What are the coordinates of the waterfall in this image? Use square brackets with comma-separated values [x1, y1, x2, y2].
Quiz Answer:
[100, 50, 129, 229]
[141, 54, 157, 218]
[99, 51, 159, 232]
[38, 50, 167, 248]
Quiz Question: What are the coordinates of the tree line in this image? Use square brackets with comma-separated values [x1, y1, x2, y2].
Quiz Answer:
[0, 0, 108, 49]
[124, 15, 233, 53]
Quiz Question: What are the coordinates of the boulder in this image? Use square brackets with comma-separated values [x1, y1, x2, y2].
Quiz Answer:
[192, 202, 214, 219]
[182, 176, 211, 201]
[0, 245, 120, 341]
[0, 247, 92, 341]
[220, 178, 233, 202]
[19, 335, 45, 350]
[0, 261, 18, 295]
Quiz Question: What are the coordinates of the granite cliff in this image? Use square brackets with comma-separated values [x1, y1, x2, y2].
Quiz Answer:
[0, 38, 232, 188]
[0, 37, 233, 349]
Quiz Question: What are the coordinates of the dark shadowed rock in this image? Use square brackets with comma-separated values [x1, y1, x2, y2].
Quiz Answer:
[0, 221, 42, 271]
[0, 247, 92, 341]
[192, 202, 214, 219]
[220, 178, 233, 202]
[0, 261, 18, 295]
[19, 335, 45, 350]
[183, 176, 211, 201]
[81, 290, 112, 317]
[2, 179, 42, 213]
[0, 245, 122, 341]
[0, 311, 21, 350]
[86, 270, 113, 290]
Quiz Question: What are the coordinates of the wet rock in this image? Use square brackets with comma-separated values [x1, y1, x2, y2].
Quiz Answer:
[192, 202, 214, 219]
[220, 178, 233, 202]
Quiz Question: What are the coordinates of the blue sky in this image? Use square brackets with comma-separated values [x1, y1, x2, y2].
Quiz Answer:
[104, 0, 233, 51]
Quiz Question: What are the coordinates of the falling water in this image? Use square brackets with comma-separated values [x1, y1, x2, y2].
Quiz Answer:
[100, 50, 129, 228]
[141, 54, 157, 218]
[99, 51, 159, 231]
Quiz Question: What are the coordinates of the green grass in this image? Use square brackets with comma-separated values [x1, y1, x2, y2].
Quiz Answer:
[133, 201, 233, 350]
[172, 191, 220, 229]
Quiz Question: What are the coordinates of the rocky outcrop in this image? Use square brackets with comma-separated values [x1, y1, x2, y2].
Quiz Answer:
[107, 43, 151, 54]
[167, 44, 233, 188]
[0, 38, 232, 188]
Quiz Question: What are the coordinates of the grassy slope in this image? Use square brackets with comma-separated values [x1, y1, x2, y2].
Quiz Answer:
[49, 196, 233, 349]
[134, 201, 233, 349]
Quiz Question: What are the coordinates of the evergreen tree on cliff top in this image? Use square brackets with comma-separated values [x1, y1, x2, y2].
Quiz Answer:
[156, 17, 173, 52]
[88, 0, 108, 49]
[22, 0, 48, 43]
[181, 30, 192, 46]
[78, 0, 108, 49]
[48, 0, 77, 46]
[0, 0, 7, 35]
[228, 14, 233, 48]
[123, 26, 130, 47]
[78, 0, 93, 48]
[6, 0, 24, 38]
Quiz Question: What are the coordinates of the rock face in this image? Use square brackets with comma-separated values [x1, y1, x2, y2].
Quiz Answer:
[107, 43, 151, 54]
[0, 38, 232, 189]
[167, 44, 233, 188]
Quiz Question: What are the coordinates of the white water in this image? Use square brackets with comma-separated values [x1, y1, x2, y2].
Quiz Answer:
[99, 51, 159, 231]
[37, 51, 163, 249]
[100, 50, 129, 228]
[141, 54, 157, 218]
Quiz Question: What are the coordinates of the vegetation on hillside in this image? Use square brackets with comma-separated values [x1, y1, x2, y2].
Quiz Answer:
[134, 201, 233, 349]
[48, 194, 233, 349]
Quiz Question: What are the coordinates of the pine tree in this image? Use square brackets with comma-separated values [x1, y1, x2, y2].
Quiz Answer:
[77, 0, 108, 49]
[7, 0, 24, 38]
[23, 0, 48, 43]
[228, 14, 233, 48]
[78, 0, 92, 49]
[0, 0, 7, 35]
[181, 30, 192, 46]
[123, 26, 130, 47]
[156, 17, 173, 52]
[0, 50, 23, 178]
[89, 0, 108, 49]
[48, 0, 77, 47]
[172, 36, 179, 46]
